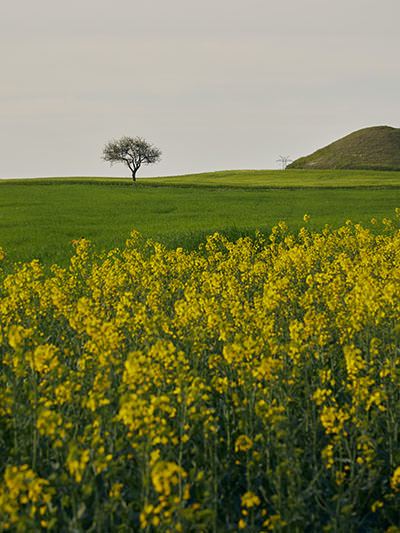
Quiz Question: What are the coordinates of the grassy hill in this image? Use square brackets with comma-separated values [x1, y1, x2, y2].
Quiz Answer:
[146, 168, 400, 188]
[288, 126, 400, 170]
[7, 168, 400, 188]
[1, 169, 400, 267]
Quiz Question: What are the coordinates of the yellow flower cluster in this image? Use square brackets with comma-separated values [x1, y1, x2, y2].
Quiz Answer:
[0, 465, 54, 530]
[1, 218, 400, 530]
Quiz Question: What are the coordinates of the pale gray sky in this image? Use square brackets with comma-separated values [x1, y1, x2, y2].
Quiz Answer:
[1, 0, 399, 177]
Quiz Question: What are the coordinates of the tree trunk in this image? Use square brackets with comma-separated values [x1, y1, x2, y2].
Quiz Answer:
[131, 169, 137, 182]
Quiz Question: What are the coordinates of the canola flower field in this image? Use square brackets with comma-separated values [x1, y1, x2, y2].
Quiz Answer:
[1, 215, 400, 532]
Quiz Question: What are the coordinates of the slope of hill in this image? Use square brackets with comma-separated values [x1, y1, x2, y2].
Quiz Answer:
[288, 126, 400, 170]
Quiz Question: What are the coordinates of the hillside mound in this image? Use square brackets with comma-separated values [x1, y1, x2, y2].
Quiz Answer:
[288, 126, 400, 170]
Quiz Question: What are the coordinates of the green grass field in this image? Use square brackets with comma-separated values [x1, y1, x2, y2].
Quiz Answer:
[1, 169, 400, 267]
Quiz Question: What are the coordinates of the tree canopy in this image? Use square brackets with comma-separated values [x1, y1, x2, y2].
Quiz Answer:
[103, 136, 161, 182]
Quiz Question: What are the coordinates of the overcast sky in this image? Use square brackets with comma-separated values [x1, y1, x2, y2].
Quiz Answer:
[1, 0, 399, 178]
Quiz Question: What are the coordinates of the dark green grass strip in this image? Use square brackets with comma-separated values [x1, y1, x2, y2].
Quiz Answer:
[1, 180, 400, 268]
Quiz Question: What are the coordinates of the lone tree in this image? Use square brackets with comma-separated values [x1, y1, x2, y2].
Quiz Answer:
[103, 136, 161, 182]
